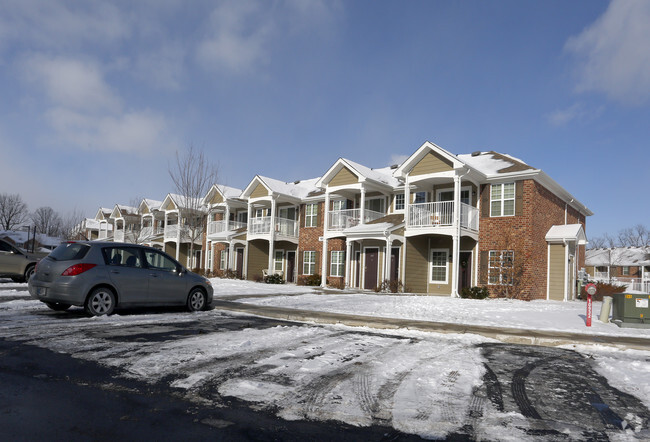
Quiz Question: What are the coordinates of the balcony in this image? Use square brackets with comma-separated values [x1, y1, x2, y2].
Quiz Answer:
[207, 220, 247, 235]
[407, 201, 478, 231]
[249, 216, 298, 238]
[327, 209, 386, 231]
[142, 226, 164, 238]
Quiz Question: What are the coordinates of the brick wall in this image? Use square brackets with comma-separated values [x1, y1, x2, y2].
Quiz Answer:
[479, 179, 587, 300]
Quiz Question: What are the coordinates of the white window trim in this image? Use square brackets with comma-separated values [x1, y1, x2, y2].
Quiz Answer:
[394, 194, 405, 212]
[303, 251, 316, 275]
[330, 250, 345, 277]
[305, 204, 318, 228]
[274, 249, 284, 273]
[490, 183, 516, 217]
[488, 250, 515, 285]
[219, 249, 228, 270]
[364, 196, 386, 213]
[429, 248, 449, 284]
[436, 186, 471, 204]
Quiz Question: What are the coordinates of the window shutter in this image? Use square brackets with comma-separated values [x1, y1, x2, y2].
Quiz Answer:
[479, 251, 488, 284]
[515, 181, 523, 216]
[315, 252, 320, 276]
[298, 252, 304, 275]
[316, 202, 321, 227]
[481, 185, 490, 218]
[301, 205, 306, 228]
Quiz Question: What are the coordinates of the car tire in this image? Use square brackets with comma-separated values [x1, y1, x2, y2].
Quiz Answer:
[187, 288, 206, 312]
[85, 287, 116, 316]
[45, 302, 71, 311]
[11, 277, 24, 283]
[24, 265, 35, 282]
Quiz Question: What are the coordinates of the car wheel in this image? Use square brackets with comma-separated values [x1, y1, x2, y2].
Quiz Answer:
[45, 302, 71, 311]
[85, 287, 116, 316]
[187, 288, 206, 312]
[24, 265, 35, 282]
[11, 277, 24, 283]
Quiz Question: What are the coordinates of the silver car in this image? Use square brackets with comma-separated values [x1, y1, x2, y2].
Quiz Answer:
[0, 238, 41, 282]
[28, 241, 213, 316]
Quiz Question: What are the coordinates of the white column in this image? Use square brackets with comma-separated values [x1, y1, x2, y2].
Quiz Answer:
[360, 186, 366, 225]
[451, 174, 461, 297]
[404, 176, 411, 227]
[175, 211, 181, 261]
[345, 239, 352, 288]
[228, 241, 235, 271]
[321, 193, 330, 287]
[385, 237, 393, 283]
[225, 206, 231, 230]
[268, 198, 276, 273]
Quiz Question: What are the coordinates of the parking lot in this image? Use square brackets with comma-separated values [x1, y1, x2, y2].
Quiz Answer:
[2, 281, 650, 440]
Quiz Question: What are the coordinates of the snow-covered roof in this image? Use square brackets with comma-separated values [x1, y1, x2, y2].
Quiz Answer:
[0, 230, 61, 247]
[142, 199, 163, 211]
[341, 159, 401, 187]
[255, 176, 321, 199]
[163, 193, 205, 211]
[218, 185, 243, 199]
[586, 247, 650, 267]
[545, 224, 587, 245]
[457, 151, 536, 176]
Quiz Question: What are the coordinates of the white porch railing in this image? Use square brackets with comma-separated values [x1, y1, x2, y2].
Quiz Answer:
[327, 209, 385, 231]
[141, 226, 164, 238]
[99, 230, 108, 239]
[407, 201, 478, 230]
[249, 217, 298, 238]
[114, 230, 125, 242]
[208, 220, 247, 235]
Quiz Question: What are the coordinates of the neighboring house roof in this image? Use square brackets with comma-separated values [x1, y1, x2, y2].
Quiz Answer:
[160, 193, 205, 212]
[243, 175, 321, 200]
[317, 158, 401, 189]
[141, 199, 163, 211]
[586, 247, 650, 267]
[0, 230, 61, 248]
[111, 204, 139, 219]
[545, 224, 587, 245]
[94, 207, 112, 220]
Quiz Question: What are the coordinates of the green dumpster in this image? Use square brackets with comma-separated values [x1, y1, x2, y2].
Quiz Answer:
[611, 293, 650, 328]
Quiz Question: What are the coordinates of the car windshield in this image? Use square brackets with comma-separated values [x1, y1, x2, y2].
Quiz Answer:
[49, 243, 91, 261]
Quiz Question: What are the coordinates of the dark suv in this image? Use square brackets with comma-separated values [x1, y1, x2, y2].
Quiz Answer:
[0, 238, 41, 282]
[28, 241, 213, 316]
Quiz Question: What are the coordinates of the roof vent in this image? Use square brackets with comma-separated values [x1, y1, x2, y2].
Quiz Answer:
[390, 164, 399, 169]
[471, 151, 481, 157]
[293, 180, 301, 184]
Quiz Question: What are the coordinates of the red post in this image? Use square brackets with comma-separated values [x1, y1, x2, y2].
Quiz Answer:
[586, 293, 592, 327]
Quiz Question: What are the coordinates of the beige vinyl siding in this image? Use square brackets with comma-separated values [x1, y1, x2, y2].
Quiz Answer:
[209, 192, 224, 204]
[247, 240, 269, 280]
[411, 152, 453, 176]
[405, 236, 428, 293]
[548, 244, 566, 301]
[250, 183, 269, 199]
[329, 167, 358, 187]
[165, 242, 176, 257]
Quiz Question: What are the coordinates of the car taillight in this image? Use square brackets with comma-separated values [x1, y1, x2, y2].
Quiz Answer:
[61, 263, 97, 276]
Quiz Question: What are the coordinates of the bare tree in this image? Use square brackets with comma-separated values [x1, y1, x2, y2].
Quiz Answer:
[617, 224, 650, 248]
[59, 209, 89, 240]
[0, 193, 29, 231]
[168, 144, 218, 269]
[31, 207, 63, 236]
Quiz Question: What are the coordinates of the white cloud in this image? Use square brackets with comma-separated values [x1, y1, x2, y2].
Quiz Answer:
[565, 0, 650, 105]
[0, 0, 130, 53]
[45, 107, 170, 154]
[546, 102, 605, 127]
[196, 1, 274, 73]
[23, 56, 121, 113]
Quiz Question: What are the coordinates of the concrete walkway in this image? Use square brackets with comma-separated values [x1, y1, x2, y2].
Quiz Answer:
[212, 299, 650, 351]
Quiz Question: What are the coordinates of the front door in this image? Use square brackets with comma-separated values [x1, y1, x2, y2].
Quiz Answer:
[236, 248, 244, 279]
[286, 251, 296, 283]
[458, 252, 472, 293]
[364, 248, 379, 290]
[390, 248, 399, 282]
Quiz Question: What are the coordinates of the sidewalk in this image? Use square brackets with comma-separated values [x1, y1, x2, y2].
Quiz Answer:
[212, 298, 650, 351]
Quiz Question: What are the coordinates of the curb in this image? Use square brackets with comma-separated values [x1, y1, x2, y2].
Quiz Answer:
[211, 300, 650, 351]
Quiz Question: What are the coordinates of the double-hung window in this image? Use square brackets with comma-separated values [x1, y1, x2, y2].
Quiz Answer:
[488, 250, 514, 285]
[305, 204, 318, 227]
[220, 249, 228, 270]
[330, 251, 345, 277]
[490, 183, 515, 217]
[274, 250, 284, 273]
[395, 194, 405, 211]
[429, 249, 449, 283]
[303, 251, 316, 275]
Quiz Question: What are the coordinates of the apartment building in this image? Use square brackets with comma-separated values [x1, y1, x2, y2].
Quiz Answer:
[585, 247, 650, 293]
[96, 141, 592, 300]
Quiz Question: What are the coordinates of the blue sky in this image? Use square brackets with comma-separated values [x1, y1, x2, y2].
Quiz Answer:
[1, 0, 649, 239]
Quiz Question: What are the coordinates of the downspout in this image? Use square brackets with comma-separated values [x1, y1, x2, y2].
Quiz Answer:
[451, 168, 470, 297]
[564, 199, 574, 225]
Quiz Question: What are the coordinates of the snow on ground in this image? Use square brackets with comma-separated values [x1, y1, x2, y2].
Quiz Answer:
[2, 278, 650, 439]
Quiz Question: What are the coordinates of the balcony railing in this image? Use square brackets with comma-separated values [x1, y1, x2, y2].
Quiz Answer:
[114, 230, 125, 242]
[141, 226, 164, 238]
[249, 216, 298, 238]
[208, 220, 247, 235]
[98, 230, 108, 239]
[407, 201, 478, 231]
[327, 209, 386, 231]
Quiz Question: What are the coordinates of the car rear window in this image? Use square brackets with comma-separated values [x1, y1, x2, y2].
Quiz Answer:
[49, 243, 91, 261]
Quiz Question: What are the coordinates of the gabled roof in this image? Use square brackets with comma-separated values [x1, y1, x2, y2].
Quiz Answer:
[242, 175, 320, 200]
[110, 204, 138, 219]
[457, 151, 536, 176]
[545, 224, 587, 245]
[203, 184, 244, 205]
[139, 198, 163, 213]
[94, 207, 112, 221]
[317, 158, 401, 189]
[393, 141, 466, 178]
[586, 247, 650, 267]
[160, 193, 205, 211]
